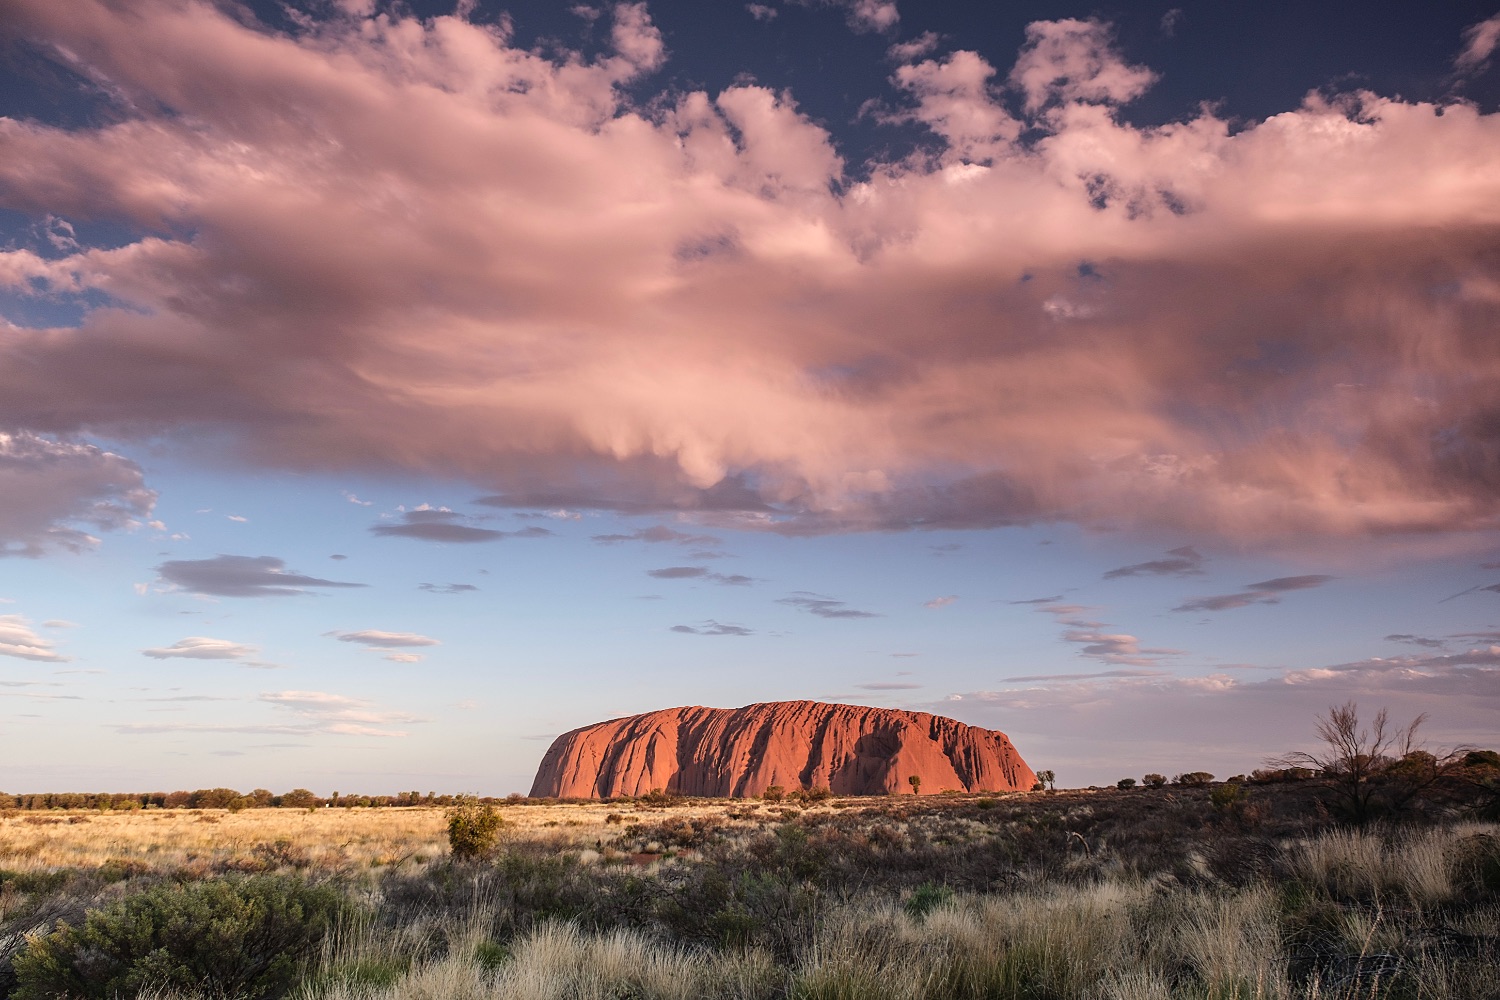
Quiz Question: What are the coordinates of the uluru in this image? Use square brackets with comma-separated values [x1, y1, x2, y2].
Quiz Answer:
[530, 700, 1036, 799]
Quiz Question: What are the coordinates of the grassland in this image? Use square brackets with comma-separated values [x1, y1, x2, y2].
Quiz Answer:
[1, 784, 1498, 999]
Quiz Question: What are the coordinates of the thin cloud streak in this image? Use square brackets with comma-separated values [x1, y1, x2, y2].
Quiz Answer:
[156, 555, 365, 598]
[778, 592, 880, 619]
[1174, 574, 1335, 613]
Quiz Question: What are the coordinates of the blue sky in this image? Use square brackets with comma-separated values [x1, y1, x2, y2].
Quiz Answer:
[2, 0, 1499, 793]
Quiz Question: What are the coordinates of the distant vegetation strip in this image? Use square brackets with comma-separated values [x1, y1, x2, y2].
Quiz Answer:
[0, 790, 502, 811]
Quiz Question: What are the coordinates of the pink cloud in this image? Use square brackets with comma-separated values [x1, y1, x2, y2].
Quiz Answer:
[0, 431, 154, 556]
[1456, 14, 1500, 76]
[0, 3, 1498, 543]
[1008, 18, 1157, 112]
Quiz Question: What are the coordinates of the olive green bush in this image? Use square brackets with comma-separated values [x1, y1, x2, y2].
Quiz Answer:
[446, 798, 505, 860]
[12, 874, 345, 1000]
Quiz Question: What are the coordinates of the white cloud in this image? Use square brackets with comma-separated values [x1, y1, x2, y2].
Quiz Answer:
[0, 614, 68, 662]
[261, 689, 426, 737]
[922, 595, 957, 608]
[141, 636, 258, 660]
[331, 629, 441, 648]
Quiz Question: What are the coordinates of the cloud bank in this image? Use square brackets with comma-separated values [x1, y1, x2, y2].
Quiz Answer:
[2, 2, 1499, 541]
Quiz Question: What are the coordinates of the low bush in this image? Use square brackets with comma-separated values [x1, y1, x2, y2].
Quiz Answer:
[1209, 783, 1244, 811]
[11, 874, 346, 1000]
[447, 799, 504, 859]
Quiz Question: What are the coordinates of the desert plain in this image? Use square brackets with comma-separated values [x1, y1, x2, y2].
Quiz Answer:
[2, 775, 1499, 1000]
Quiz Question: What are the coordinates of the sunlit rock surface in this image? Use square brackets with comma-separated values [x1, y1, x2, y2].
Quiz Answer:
[530, 700, 1036, 798]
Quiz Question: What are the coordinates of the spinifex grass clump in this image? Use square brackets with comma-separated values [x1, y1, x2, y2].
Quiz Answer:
[11, 874, 347, 1000]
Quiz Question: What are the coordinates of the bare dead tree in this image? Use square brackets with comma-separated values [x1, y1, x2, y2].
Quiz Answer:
[1269, 701, 1427, 825]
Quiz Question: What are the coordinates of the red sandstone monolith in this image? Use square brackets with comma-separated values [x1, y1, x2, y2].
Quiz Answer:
[529, 700, 1035, 798]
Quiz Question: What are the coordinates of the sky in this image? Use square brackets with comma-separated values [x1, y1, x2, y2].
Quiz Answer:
[2, 0, 1500, 795]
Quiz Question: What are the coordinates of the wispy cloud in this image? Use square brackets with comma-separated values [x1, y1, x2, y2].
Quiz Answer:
[1174, 574, 1335, 613]
[1386, 633, 1446, 649]
[646, 566, 753, 585]
[1455, 13, 1500, 76]
[141, 636, 258, 660]
[592, 525, 720, 547]
[418, 582, 479, 594]
[330, 630, 440, 648]
[670, 620, 754, 636]
[1026, 602, 1181, 667]
[1003, 667, 1167, 683]
[260, 689, 426, 737]
[156, 555, 365, 598]
[0, 614, 69, 662]
[1103, 545, 1204, 580]
[779, 592, 880, 619]
[923, 595, 958, 608]
[855, 681, 922, 690]
[371, 506, 551, 544]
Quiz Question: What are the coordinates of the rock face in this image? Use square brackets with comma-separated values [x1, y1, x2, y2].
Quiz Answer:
[529, 700, 1035, 798]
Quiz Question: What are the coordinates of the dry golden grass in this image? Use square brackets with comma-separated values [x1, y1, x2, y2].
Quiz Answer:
[0, 806, 448, 871]
[0, 798, 837, 872]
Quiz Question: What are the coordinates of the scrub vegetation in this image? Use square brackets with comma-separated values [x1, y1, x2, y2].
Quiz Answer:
[1, 709, 1496, 999]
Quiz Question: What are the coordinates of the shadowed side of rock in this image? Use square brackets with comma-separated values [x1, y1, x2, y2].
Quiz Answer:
[529, 700, 1036, 798]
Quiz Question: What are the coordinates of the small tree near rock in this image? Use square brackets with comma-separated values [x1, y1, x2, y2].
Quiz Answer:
[908, 775, 922, 795]
[1035, 769, 1056, 792]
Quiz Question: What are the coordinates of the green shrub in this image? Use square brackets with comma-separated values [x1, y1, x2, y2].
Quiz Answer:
[1210, 783, 1245, 811]
[762, 785, 785, 803]
[12, 874, 345, 1000]
[904, 883, 954, 920]
[1175, 771, 1215, 787]
[1117, 778, 1137, 789]
[447, 799, 505, 859]
[1143, 773, 1168, 788]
